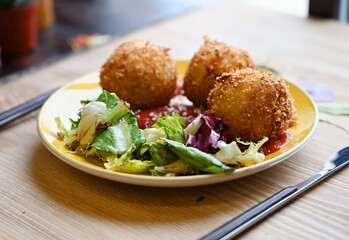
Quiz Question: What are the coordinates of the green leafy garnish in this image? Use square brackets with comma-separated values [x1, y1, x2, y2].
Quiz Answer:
[153, 159, 191, 175]
[161, 139, 234, 173]
[104, 144, 155, 173]
[92, 122, 145, 156]
[148, 142, 178, 166]
[153, 113, 186, 143]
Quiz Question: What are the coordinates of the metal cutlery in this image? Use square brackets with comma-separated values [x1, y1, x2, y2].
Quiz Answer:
[0, 88, 58, 128]
[200, 147, 349, 240]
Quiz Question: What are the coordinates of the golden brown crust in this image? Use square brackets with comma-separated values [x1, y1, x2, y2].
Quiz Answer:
[208, 68, 296, 142]
[100, 40, 177, 109]
[183, 36, 255, 108]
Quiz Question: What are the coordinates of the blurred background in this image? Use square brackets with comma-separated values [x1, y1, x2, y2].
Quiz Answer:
[0, 0, 347, 81]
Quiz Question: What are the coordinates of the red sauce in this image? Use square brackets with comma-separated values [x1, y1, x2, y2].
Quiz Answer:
[259, 131, 291, 155]
[136, 83, 201, 129]
[136, 104, 199, 129]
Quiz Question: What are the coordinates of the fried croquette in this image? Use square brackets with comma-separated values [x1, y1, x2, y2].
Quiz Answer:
[208, 68, 296, 142]
[100, 40, 177, 109]
[183, 37, 255, 108]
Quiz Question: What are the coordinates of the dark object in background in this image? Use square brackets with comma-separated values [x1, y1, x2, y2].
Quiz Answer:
[0, 0, 38, 55]
[309, 0, 349, 22]
[309, 0, 340, 18]
[0, 0, 219, 81]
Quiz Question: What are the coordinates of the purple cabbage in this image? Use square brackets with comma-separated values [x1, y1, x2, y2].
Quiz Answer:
[185, 113, 229, 154]
[97, 122, 109, 130]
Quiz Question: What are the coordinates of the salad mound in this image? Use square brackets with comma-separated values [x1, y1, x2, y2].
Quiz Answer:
[55, 90, 268, 176]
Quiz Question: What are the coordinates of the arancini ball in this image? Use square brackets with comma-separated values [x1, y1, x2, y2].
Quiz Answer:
[183, 37, 255, 108]
[208, 68, 296, 142]
[100, 40, 177, 109]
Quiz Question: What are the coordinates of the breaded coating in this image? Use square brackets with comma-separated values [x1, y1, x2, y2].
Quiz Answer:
[208, 68, 296, 142]
[100, 40, 177, 109]
[183, 36, 255, 108]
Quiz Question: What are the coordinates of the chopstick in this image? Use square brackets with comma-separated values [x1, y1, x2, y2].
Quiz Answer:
[0, 88, 58, 128]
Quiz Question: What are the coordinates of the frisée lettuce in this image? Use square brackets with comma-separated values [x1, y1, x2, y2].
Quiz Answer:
[214, 137, 269, 166]
[55, 90, 269, 176]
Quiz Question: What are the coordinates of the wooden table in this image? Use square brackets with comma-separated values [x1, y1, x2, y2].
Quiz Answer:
[1, 1, 348, 239]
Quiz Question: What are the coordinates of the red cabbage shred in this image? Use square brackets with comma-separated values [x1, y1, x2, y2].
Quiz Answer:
[185, 113, 229, 154]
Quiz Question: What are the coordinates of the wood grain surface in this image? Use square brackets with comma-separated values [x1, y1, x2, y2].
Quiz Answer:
[1, 1, 349, 239]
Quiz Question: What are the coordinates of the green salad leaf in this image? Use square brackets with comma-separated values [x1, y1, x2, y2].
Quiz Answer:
[153, 159, 191, 175]
[69, 114, 80, 130]
[233, 137, 268, 165]
[95, 90, 120, 108]
[114, 160, 155, 174]
[92, 122, 145, 156]
[148, 142, 178, 166]
[98, 92, 132, 125]
[153, 113, 185, 143]
[161, 139, 234, 173]
[68, 90, 134, 130]
[143, 127, 167, 142]
[104, 144, 155, 173]
[55, 117, 69, 138]
[55, 117, 79, 148]
[150, 170, 174, 177]
[119, 112, 138, 125]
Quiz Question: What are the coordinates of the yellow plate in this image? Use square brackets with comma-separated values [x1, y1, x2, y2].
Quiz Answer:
[38, 61, 318, 187]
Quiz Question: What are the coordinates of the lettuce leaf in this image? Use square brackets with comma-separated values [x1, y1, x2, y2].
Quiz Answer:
[92, 121, 145, 156]
[96, 90, 138, 126]
[161, 139, 234, 173]
[153, 113, 185, 143]
[143, 127, 167, 142]
[115, 160, 155, 174]
[67, 90, 135, 131]
[55, 117, 69, 138]
[150, 170, 175, 177]
[152, 159, 191, 175]
[214, 141, 241, 164]
[104, 144, 155, 173]
[233, 137, 268, 166]
[95, 90, 120, 108]
[69, 90, 116, 131]
[55, 117, 79, 148]
[148, 142, 178, 166]
[69, 114, 80, 130]
[215, 137, 268, 166]
[76, 101, 107, 145]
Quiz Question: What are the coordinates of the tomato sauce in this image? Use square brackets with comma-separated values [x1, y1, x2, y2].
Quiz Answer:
[136, 84, 201, 129]
[136, 104, 199, 129]
[259, 131, 291, 155]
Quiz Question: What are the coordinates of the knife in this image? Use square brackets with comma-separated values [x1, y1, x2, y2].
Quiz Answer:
[0, 88, 58, 128]
[200, 146, 349, 240]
